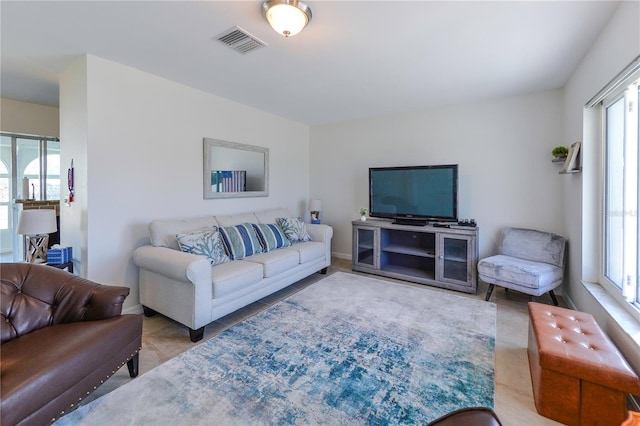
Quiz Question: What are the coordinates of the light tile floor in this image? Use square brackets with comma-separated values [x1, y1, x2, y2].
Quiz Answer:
[86, 258, 563, 425]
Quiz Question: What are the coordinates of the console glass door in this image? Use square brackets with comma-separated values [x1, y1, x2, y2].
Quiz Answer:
[354, 227, 377, 267]
[439, 235, 471, 285]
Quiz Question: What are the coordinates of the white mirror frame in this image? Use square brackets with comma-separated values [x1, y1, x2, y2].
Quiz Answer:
[203, 138, 269, 199]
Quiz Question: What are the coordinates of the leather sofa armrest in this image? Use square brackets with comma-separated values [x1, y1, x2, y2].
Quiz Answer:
[82, 283, 130, 320]
[51, 274, 130, 322]
[133, 245, 211, 285]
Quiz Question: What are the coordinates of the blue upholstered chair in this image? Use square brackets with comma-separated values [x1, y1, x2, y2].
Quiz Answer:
[478, 227, 567, 305]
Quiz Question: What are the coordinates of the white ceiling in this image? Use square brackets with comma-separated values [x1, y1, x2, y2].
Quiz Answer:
[1, 1, 620, 125]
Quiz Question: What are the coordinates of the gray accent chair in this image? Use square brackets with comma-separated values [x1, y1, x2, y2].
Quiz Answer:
[478, 227, 567, 305]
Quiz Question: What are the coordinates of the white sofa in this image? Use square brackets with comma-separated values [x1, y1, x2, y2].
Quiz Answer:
[133, 208, 333, 341]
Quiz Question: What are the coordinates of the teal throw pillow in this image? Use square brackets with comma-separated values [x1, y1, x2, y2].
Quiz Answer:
[219, 223, 263, 260]
[252, 223, 292, 252]
[176, 226, 230, 266]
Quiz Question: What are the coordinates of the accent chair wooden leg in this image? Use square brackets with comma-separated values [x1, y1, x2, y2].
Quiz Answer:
[485, 284, 495, 301]
[549, 290, 559, 306]
[127, 353, 139, 378]
[189, 327, 205, 343]
[319, 267, 328, 275]
[529, 295, 536, 302]
[142, 305, 157, 317]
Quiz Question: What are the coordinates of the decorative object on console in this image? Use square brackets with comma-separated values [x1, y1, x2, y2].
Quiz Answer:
[309, 199, 321, 224]
[17, 209, 57, 263]
[262, 0, 312, 37]
[359, 207, 367, 221]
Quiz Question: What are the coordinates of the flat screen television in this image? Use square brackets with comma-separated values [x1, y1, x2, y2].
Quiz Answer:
[369, 164, 458, 225]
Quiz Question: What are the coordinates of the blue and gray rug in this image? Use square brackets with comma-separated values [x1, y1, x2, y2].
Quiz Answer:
[57, 272, 496, 425]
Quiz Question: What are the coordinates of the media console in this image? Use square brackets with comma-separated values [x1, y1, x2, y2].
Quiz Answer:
[352, 219, 478, 293]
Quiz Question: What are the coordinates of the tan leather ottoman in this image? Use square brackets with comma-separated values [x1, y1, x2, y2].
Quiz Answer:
[527, 302, 640, 426]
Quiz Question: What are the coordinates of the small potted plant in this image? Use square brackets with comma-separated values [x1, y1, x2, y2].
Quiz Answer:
[552, 146, 569, 160]
[359, 207, 368, 221]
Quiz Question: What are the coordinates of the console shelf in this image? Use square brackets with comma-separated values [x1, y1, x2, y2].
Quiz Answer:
[352, 219, 478, 294]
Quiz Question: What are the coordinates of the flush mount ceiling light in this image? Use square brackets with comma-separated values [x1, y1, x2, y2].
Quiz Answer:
[262, 0, 312, 37]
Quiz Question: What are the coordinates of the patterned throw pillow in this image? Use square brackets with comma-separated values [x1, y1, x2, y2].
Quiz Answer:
[276, 217, 312, 243]
[219, 223, 263, 260]
[175, 226, 230, 266]
[252, 223, 292, 252]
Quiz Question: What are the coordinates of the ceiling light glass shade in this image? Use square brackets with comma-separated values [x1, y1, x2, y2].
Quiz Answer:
[262, 0, 312, 37]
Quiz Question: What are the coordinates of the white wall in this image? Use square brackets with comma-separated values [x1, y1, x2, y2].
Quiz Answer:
[0, 98, 60, 137]
[60, 54, 310, 309]
[310, 90, 565, 260]
[562, 1, 639, 370]
[59, 56, 89, 277]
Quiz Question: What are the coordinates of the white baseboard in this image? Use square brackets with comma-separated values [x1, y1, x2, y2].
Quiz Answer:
[123, 304, 143, 315]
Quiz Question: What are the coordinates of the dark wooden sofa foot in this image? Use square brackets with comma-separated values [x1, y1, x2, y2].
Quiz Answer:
[189, 327, 205, 343]
[319, 267, 328, 275]
[127, 353, 139, 378]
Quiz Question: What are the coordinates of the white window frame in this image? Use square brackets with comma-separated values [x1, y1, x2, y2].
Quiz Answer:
[587, 56, 640, 321]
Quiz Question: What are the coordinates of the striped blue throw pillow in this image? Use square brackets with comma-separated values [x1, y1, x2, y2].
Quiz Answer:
[219, 223, 263, 260]
[252, 223, 292, 252]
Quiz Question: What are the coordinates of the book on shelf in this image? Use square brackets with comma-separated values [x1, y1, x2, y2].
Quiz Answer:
[560, 141, 581, 173]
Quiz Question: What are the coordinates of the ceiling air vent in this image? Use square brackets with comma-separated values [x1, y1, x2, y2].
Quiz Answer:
[215, 26, 267, 54]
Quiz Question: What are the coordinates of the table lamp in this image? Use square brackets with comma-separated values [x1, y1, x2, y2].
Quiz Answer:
[309, 199, 321, 224]
[17, 209, 57, 263]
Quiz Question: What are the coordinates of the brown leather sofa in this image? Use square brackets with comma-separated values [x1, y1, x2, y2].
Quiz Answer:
[1, 263, 143, 425]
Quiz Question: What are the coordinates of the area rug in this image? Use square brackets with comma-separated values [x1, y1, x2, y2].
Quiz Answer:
[56, 272, 496, 425]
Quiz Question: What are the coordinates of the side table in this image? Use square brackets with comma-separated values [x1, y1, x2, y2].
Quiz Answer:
[47, 261, 74, 273]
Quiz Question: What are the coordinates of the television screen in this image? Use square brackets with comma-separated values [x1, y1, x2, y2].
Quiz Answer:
[369, 165, 458, 224]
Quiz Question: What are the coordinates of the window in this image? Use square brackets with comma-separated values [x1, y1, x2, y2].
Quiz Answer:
[598, 61, 640, 309]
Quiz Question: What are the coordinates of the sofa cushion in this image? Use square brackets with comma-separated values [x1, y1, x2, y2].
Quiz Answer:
[149, 216, 218, 250]
[285, 241, 326, 264]
[219, 223, 263, 260]
[276, 217, 312, 243]
[254, 208, 292, 224]
[244, 250, 299, 278]
[215, 213, 259, 228]
[478, 254, 563, 290]
[211, 261, 263, 299]
[175, 227, 230, 266]
[252, 223, 292, 252]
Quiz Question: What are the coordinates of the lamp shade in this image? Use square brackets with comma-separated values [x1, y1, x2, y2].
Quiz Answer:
[262, 0, 312, 37]
[17, 209, 57, 236]
[309, 199, 321, 212]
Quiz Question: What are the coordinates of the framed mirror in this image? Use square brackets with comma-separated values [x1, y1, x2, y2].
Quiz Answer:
[203, 138, 269, 199]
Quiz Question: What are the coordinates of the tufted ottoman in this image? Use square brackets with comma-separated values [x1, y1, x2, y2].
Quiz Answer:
[527, 302, 640, 426]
